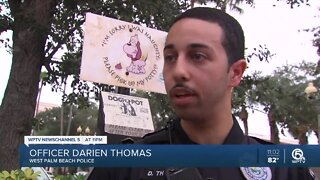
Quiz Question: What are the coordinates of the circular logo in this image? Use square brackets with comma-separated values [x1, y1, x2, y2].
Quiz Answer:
[291, 148, 303, 160]
[240, 167, 272, 180]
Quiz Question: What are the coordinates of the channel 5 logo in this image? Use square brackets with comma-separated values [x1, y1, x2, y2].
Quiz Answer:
[291, 148, 306, 164]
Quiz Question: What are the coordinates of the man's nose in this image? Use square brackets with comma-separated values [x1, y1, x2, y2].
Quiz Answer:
[172, 55, 191, 82]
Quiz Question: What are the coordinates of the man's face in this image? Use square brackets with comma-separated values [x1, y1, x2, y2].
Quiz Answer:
[163, 18, 239, 121]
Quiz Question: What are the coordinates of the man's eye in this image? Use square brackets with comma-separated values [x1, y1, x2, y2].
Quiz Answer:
[190, 52, 207, 62]
[164, 54, 176, 63]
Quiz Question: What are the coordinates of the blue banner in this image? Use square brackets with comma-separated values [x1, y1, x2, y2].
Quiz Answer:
[20, 145, 319, 167]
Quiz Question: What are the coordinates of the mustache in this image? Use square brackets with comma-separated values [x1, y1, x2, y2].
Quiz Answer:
[169, 83, 196, 95]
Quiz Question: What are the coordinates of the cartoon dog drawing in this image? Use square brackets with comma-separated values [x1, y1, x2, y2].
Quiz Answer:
[123, 34, 147, 74]
[120, 102, 136, 116]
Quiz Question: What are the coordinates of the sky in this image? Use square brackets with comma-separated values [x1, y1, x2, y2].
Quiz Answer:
[0, 0, 320, 143]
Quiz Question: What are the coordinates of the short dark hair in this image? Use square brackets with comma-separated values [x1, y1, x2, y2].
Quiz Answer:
[171, 7, 245, 65]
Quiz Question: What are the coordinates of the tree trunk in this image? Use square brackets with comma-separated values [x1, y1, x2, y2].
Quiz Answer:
[315, 130, 319, 144]
[298, 126, 308, 145]
[35, 80, 44, 117]
[190, 0, 196, 8]
[66, 105, 73, 136]
[0, 0, 58, 171]
[60, 80, 67, 136]
[35, 72, 48, 117]
[221, 0, 228, 12]
[242, 118, 248, 136]
[268, 110, 279, 144]
[298, 133, 308, 145]
[239, 106, 249, 136]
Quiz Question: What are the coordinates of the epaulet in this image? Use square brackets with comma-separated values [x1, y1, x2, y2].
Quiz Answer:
[138, 128, 169, 144]
[248, 136, 274, 145]
[121, 137, 135, 144]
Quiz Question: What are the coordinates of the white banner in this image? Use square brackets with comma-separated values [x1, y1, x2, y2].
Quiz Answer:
[102, 92, 154, 137]
[81, 13, 167, 94]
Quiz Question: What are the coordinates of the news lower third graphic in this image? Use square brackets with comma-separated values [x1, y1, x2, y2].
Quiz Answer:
[21, 136, 318, 167]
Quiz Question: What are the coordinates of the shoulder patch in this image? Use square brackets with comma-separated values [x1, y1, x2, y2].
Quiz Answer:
[240, 167, 272, 180]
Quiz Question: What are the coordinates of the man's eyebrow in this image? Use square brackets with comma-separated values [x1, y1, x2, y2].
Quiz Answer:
[164, 44, 174, 51]
[188, 43, 210, 49]
[164, 43, 210, 51]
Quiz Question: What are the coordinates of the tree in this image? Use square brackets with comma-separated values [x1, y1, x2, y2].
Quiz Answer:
[191, 0, 254, 13]
[232, 45, 274, 136]
[248, 61, 318, 144]
[238, 105, 249, 135]
[0, 0, 189, 171]
[0, 0, 59, 171]
[248, 75, 282, 143]
[232, 71, 262, 136]
[191, 0, 310, 9]
[34, 103, 98, 136]
[34, 72, 48, 117]
[273, 62, 318, 144]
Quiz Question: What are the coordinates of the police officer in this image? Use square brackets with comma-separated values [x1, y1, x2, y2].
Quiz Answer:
[87, 7, 316, 180]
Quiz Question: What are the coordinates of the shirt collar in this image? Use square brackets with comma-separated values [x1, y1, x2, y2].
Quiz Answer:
[172, 116, 245, 144]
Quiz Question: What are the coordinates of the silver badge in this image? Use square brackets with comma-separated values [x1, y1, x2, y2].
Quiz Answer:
[240, 167, 272, 180]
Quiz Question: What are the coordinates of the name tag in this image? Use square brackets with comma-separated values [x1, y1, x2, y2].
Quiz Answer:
[140, 168, 166, 179]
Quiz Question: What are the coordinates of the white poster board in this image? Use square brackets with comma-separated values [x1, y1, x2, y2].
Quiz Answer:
[81, 13, 167, 94]
[101, 92, 154, 137]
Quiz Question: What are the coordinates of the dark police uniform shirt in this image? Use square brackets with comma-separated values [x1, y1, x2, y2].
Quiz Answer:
[87, 118, 317, 180]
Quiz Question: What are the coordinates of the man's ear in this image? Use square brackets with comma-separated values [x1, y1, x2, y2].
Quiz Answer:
[229, 59, 247, 87]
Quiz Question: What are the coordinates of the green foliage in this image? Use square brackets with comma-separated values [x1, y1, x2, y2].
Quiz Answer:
[34, 103, 98, 136]
[232, 71, 262, 112]
[55, 174, 86, 180]
[193, 0, 254, 13]
[248, 61, 319, 143]
[304, 23, 320, 60]
[279, 0, 310, 8]
[246, 44, 275, 63]
[0, 168, 40, 180]
[204, 0, 310, 8]
[0, 1, 13, 50]
[193, 0, 310, 12]
[0, 1, 13, 33]
[310, 25, 320, 48]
